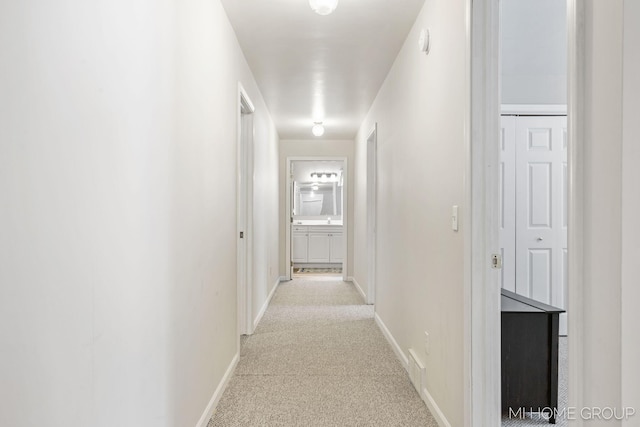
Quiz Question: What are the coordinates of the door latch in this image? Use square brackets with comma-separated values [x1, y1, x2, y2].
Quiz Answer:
[491, 254, 502, 269]
[240, 231, 244, 239]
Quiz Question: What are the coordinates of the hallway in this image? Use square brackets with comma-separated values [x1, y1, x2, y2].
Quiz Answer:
[209, 277, 436, 426]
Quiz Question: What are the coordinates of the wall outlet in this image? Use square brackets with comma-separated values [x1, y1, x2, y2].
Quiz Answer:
[424, 331, 430, 355]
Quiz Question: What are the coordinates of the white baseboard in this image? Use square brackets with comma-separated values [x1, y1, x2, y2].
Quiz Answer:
[421, 386, 452, 427]
[253, 276, 281, 330]
[347, 276, 366, 301]
[195, 352, 239, 427]
[374, 313, 451, 427]
[374, 312, 408, 369]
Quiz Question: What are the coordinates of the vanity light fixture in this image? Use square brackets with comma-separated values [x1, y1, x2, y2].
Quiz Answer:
[312, 122, 325, 137]
[310, 172, 338, 182]
[309, 0, 339, 16]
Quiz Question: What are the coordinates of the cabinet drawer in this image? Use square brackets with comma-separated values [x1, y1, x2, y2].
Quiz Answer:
[308, 226, 343, 234]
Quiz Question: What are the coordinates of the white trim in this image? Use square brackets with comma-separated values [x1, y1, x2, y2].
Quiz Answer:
[463, 2, 472, 425]
[365, 124, 377, 305]
[194, 353, 239, 427]
[566, 0, 585, 424]
[467, 0, 502, 425]
[237, 83, 255, 338]
[285, 159, 293, 281]
[374, 313, 450, 427]
[253, 277, 281, 329]
[285, 156, 349, 282]
[501, 104, 567, 115]
[374, 313, 408, 369]
[347, 276, 366, 302]
[421, 386, 453, 427]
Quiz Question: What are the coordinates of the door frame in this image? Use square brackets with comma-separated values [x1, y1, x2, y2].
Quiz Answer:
[465, 0, 584, 425]
[366, 124, 377, 305]
[285, 156, 348, 282]
[237, 83, 255, 337]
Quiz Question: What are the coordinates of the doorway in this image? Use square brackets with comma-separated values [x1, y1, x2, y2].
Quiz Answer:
[499, 1, 569, 424]
[285, 157, 348, 282]
[237, 84, 255, 337]
[467, 0, 582, 425]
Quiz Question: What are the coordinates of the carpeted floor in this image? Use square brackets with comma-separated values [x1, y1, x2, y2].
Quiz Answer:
[501, 336, 568, 426]
[209, 276, 437, 427]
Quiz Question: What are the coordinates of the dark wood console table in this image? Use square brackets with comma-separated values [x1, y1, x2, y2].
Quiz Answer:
[501, 289, 565, 424]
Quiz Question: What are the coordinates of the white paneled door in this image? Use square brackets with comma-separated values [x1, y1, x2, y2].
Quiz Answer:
[501, 115, 568, 335]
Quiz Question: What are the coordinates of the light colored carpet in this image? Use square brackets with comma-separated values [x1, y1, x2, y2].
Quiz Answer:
[501, 336, 568, 426]
[209, 276, 438, 427]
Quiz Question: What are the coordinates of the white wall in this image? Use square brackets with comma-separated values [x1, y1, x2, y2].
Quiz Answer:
[501, 0, 567, 105]
[621, 0, 640, 423]
[580, 0, 623, 417]
[0, 1, 279, 426]
[353, 1, 466, 425]
[578, 0, 640, 424]
[279, 140, 355, 277]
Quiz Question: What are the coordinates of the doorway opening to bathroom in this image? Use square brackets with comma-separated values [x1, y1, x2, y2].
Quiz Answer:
[285, 157, 348, 281]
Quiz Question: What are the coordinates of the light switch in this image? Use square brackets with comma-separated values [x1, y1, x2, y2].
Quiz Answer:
[452, 205, 459, 231]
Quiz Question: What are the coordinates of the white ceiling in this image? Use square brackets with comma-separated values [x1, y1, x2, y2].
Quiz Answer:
[220, 0, 426, 140]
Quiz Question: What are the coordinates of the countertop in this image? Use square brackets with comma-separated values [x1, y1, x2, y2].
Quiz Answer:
[292, 220, 343, 226]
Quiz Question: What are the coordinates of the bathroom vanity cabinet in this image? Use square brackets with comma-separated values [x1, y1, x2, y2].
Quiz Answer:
[291, 225, 343, 264]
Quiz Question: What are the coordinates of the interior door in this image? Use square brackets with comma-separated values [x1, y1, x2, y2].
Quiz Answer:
[515, 116, 568, 334]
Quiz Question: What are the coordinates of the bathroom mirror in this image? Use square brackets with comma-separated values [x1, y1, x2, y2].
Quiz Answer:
[293, 181, 342, 217]
[291, 160, 343, 221]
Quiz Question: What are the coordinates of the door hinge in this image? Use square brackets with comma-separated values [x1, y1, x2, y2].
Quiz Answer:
[491, 254, 502, 269]
[240, 231, 244, 239]
[290, 261, 293, 267]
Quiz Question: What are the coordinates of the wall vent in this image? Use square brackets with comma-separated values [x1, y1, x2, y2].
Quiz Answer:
[407, 349, 426, 397]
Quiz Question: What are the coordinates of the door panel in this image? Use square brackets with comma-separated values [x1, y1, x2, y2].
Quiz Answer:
[528, 162, 552, 228]
[528, 248, 552, 303]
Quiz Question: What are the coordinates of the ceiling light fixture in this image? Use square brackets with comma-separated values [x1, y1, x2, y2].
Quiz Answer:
[309, 0, 339, 16]
[312, 122, 325, 137]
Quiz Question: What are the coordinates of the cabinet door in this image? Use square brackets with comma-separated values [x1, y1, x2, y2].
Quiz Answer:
[329, 233, 344, 263]
[308, 233, 331, 262]
[292, 232, 308, 262]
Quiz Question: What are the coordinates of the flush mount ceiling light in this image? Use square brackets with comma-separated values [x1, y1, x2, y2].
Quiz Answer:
[309, 0, 339, 16]
[311, 122, 325, 136]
